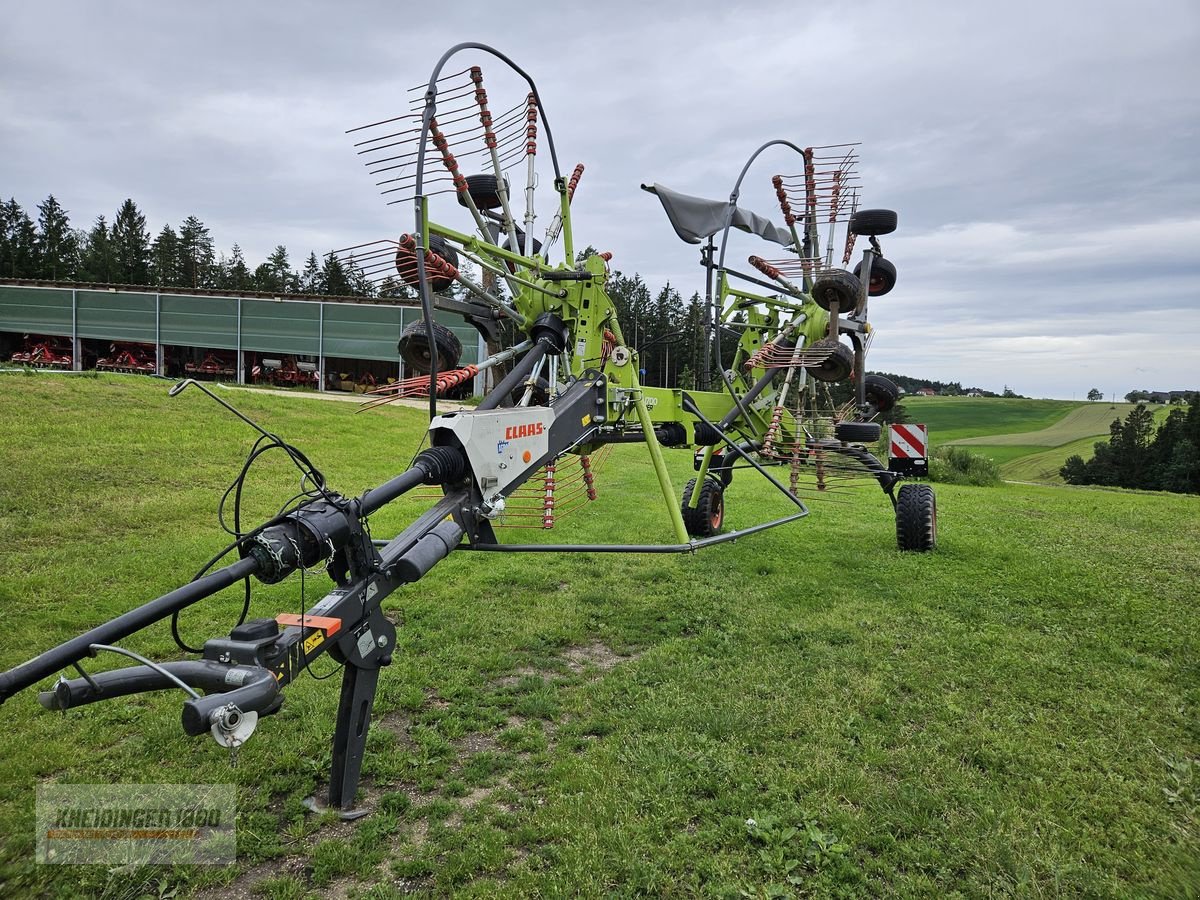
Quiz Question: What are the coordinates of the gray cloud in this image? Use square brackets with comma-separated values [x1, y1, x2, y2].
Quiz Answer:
[2, 0, 1197, 398]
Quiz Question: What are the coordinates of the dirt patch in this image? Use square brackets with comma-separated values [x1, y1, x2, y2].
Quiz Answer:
[456, 730, 502, 754]
[562, 640, 638, 673]
[193, 854, 308, 900]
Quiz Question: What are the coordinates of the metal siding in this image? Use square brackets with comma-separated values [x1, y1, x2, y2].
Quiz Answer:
[241, 299, 320, 355]
[0, 285, 479, 364]
[322, 302, 403, 361]
[160, 294, 239, 348]
[77, 290, 157, 342]
[0, 286, 74, 335]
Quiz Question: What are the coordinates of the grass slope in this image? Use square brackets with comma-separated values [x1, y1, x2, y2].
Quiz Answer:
[904, 398, 1173, 484]
[951, 403, 1142, 447]
[999, 436, 1106, 484]
[0, 375, 1197, 898]
[898, 397, 1078, 444]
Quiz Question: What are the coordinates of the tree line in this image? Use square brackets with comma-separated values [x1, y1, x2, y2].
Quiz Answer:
[0, 194, 377, 297]
[1060, 394, 1200, 495]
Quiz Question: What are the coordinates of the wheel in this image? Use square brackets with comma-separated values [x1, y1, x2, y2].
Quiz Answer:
[510, 375, 550, 406]
[395, 234, 459, 293]
[852, 257, 897, 296]
[850, 208, 898, 236]
[834, 421, 881, 443]
[500, 229, 544, 272]
[863, 374, 899, 414]
[681, 477, 724, 538]
[896, 483, 936, 552]
[807, 338, 854, 383]
[398, 320, 463, 374]
[811, 270, 862, 312]
[459, 174, 507, 211]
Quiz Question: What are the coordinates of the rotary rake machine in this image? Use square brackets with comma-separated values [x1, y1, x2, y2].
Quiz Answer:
[0, 43, 935, 819]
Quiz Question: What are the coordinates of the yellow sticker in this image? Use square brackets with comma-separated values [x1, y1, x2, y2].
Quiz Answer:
[581, 414, 592, 427]
[304, 631, 325, 655]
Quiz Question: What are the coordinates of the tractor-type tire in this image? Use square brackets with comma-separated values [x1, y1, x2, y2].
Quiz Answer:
[396, 235, 460, 293]
[835, 421, 881, 443]
[500, 229, 544, 272]
[459, 174, 506, 210]
[807, 338, 854, 383]
[852, 257, 898, 296]
[896, 483, 937, 552]
[398, 320, 463, 375]
[850, 208, 898, 236]
[864, 374, 899, 414]
[681, 477, 724, 538]
[811, 270, 862, 312]
[511, 375, 550, 407]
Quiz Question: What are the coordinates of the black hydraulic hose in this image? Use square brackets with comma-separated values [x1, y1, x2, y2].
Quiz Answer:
[0, 555, 260, 703]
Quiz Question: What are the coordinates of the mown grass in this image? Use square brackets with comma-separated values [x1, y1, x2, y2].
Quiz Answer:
[951, 403, 1144, 448]
[0, 374, 1198, 898]
[907, 398, 1173, 484]
[998, 436, 1106, 485]
[900, 397, 1079, 444]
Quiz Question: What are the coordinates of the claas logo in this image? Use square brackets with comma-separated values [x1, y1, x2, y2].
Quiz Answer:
[503, 422, 545, 440]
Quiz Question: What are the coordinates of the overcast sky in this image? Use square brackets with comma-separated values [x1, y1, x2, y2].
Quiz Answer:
[3, 1, 1197, 398]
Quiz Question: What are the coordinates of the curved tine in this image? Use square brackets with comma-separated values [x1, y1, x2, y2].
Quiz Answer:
[413, 42, 564, 423]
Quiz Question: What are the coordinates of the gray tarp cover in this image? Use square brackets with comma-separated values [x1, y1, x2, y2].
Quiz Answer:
[642, 183, 794, 247]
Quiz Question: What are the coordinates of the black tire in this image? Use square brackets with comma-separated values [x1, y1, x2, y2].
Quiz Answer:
[864, 374, 899, 414]
[459, 174, 506, 211]
[811, 270, 862, 312]
[850, 208, 898, 236]
[398, 320, 463, 374]
[896, 483, 936, 552]
[510, 375, 550, 406]
[395, 235, 459, 293]
[681, 477, 724, 538]
[807, 338, 854, 383]
[500, 229, 544, 272]
[834, 421, 881, 443]
[852, 257, 897, 296]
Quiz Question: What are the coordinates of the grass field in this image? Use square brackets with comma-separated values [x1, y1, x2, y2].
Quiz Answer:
[902, 397, 1169, 485]
[896, 397, 1081, 444]
[1, 374, 1198, 898]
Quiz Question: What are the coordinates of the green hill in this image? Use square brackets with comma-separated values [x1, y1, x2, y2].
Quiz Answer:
[898, 397, 1078, 443]
[900, 397, 1168, 484]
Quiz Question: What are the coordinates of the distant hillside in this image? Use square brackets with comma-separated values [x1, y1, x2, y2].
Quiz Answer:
[901, 397, 1174, 484]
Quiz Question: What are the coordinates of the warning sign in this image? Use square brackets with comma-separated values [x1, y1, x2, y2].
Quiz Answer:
[888, 424, 928, 476]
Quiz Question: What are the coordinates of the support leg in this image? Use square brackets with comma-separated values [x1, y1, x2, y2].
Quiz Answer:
[326, 662, 381, 818]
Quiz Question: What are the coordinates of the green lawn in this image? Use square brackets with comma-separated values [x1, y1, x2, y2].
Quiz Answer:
[1, 375, 1197, 898]
[950, 403, 1142, 448]
[998, 436, 1107, 484]
[904, 398, 1175, 485]
[899, 397, 1079, 444]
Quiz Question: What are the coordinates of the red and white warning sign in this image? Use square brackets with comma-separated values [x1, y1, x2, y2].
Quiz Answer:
[889, 424, 928, 460]
[889, 424, 929, 475]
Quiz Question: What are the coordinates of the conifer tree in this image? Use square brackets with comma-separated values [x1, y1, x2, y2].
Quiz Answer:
[111, 199, 150, 284]
[149, 224, 181, 287]
[34, 195, 79, 281]
[177, 215, 216, 289]
[1, 198, 38, 278]
[321, 252, 351, 296]
[79, 215, 116, 283]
